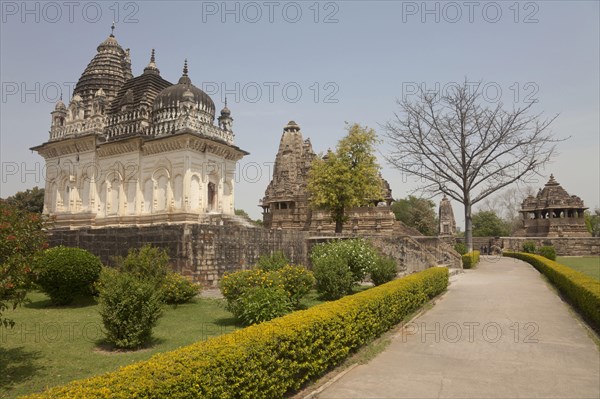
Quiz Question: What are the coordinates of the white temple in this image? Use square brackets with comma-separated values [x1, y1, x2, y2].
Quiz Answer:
[32, 30, 248, 228]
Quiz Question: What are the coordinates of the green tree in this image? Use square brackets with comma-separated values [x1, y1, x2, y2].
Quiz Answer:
[4, 187, 45, 213]
[307, 123, 384, 233]
[472, 210, 510, 237]
[0, 201, 49, 327]
[391, 195, 438, 235]
[585, 209, 600, 237]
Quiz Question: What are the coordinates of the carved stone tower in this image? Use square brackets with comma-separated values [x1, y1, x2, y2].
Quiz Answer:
[438, 195, 456, 236]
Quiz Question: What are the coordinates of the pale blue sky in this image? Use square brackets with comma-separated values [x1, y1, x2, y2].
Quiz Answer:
[1, 1, 598, 223]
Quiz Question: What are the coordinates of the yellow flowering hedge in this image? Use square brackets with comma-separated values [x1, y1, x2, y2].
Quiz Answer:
[504, 252, 600, 330]
[23, 267, 448, 399]
[462, 250, 480, 269]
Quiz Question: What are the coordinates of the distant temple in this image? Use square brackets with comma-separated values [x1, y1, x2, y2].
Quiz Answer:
[514, 174, 590, 237]
[31, 30, 247, 228]
[438, 195, 456, 236]
[259, 121, 395, 234]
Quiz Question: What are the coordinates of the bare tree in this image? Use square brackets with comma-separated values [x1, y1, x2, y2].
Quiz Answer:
[384, 81, 563, 250]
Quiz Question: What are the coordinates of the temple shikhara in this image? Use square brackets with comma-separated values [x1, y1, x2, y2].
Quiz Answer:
[32, 29, 247, 228]
[514, 174, 590, 237]
[438, 195, 456, 237]
[260, 121, 395, 234]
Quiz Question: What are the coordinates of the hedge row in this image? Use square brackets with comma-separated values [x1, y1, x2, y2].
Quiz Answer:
[504, 252, 600, 331]
[24, 267, 449, 399]
[462, 250, 480, 269]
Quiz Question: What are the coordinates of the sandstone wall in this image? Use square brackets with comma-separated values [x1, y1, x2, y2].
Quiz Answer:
[501, 237, 600, 256]
[49, 223, 309, 286]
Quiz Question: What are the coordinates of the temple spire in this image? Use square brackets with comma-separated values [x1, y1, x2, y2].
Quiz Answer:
[143, 48, 160, 75]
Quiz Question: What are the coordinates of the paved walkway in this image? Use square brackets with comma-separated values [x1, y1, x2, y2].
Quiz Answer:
[318, 257, 600, 399]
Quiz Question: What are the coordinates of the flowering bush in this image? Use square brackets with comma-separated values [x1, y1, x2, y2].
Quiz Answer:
[33, 246, 103, 305]
[160, 272, 201, 304]
[310, 239, 378, 282]
[220, 265, 315, 324]
[0, 202, 48, 326]
[277, 265, 315, 306]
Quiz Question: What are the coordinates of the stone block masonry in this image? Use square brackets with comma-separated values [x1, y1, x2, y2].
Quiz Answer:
[49, 222, 309, 286]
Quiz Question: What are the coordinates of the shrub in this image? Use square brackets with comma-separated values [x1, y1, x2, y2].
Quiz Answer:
[160, 272, 201, 304]
[313, 254, 354, 300]
[310, 238, 378, 283]
[22, 267, 448, 399]
[277, 265, 315, 307]
[220, 269, 279, 302]
[370, 256, 397, 286]
[119, 245, 170, 285]
[98, 270, 163, 349]
[256, 251, 289, 272]
[0, 202, 48, 327]
[234, 286, 292, 325]
[33, 246, 102, 305]
[453, 242, 468, 255]
[522, 241, 536, 254]
[462, 250, 480, 269]
[504, 252, 600, 331]
[537, 246, 556, 261]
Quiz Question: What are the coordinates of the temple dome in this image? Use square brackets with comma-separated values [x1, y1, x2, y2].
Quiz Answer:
[152, 60, 215, 121]
[72, 32, 132, 118]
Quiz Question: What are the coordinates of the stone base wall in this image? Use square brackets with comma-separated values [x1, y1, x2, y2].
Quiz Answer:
[501, 237, 600, 256]
[49, 221, 309, 286]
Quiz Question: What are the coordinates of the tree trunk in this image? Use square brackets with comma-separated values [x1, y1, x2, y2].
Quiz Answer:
[464, 202, 473, 252]
[334, 208, 344, 234]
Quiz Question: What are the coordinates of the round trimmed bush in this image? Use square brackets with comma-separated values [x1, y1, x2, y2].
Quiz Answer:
[98, 269, 163, 349]
[234, 286, 292, 326]
[310, 239, 378, 283]
[313, 255, 354, 300]
[369, 256, 397, 286]
[34, 246, 103, 305]
[160, 272, 201, 304]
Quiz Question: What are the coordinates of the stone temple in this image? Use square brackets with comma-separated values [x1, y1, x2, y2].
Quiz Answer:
[260, 121, 396, 234]
[31, 30, 247, 228]
[514, 174, 590, 237]
[438, 195, 456, 236]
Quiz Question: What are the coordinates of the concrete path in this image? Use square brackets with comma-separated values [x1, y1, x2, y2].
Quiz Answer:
[318, 256, 600, 399]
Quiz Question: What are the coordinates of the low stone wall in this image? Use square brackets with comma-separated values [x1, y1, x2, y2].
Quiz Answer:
[49, 222, 309, 286]
[501, 237, 600, 256]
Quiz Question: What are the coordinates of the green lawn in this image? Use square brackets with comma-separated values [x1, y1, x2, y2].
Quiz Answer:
[557, 256, 600, 280]
[0, 285, 367, 398]
[0, 291, 237, 398]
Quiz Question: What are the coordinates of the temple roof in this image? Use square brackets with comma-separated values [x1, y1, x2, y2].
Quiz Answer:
[521, 174, 586, 212]
[72, 32, 132, 118]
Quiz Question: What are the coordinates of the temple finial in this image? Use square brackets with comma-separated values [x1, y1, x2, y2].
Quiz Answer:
[110, 21, 115, 37]
[183, 59, 188, 76]
[224, 96, 228, 107]
[150, 48, 155, 63]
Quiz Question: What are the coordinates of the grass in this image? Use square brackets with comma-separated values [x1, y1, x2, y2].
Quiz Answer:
[556, 256, 600, 280]
[1, 283, 379, 398]
[0, 291, 237, 398]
